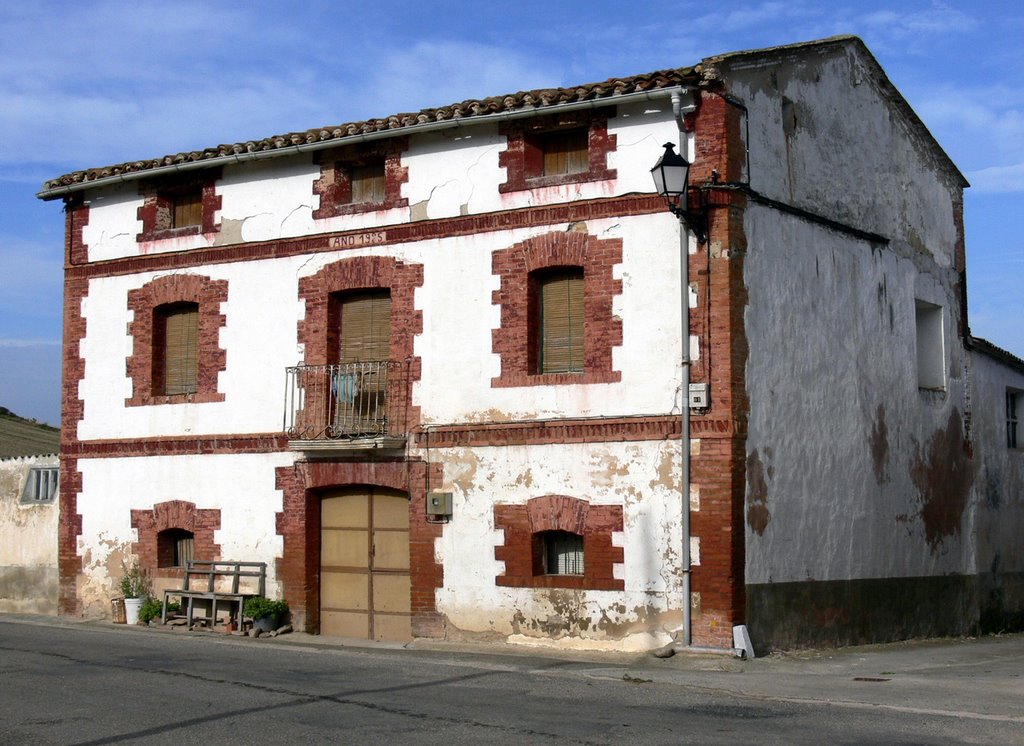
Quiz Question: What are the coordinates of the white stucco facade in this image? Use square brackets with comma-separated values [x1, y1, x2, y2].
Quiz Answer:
[47, 36, 1024, 650]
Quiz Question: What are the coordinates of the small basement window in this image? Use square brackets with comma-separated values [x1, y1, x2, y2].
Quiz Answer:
[539, 530, 584, 575]
[1009, 390, 1020, 449]
[157, 528, 195, 568]
[915, 299, 945, 390]
[21, 467, 58, 504]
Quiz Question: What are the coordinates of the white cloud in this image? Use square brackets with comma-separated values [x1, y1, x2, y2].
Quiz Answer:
[967, 163, 1024, 194]
[0, 338, 61, 347]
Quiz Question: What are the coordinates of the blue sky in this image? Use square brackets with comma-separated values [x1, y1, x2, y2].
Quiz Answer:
[2, 1, 1022, 427]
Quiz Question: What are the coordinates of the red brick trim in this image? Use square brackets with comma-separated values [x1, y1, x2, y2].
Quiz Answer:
[494, 495, 623, 590]
[66, 433, 288, 458]
[297, 255, 423, 429]
[58, 213, 89, 613]
[136, 170, 222, 243]
[492, 231, 622, 387]
[499, 109, 616, 193]
[130, 500, 221, 575]
[66, 195, 90, 266]
[125, 274, 228, 406]
[67, 195, 665, 281]
[312, 139, 409, 219]
[57, 456, 83, 616]
[58, 415, 745, 460]
[274, 459, 444, 637]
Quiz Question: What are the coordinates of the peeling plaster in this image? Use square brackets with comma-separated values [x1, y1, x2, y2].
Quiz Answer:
[869, 403, 890, 484]
[911, 408, 971, 550]
[746, 448, 772, 535]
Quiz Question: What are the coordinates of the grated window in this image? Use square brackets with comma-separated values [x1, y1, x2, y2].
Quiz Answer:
[21, 467, 58, 504]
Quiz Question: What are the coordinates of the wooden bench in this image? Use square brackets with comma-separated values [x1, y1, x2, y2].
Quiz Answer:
[161, 560, 267, 627]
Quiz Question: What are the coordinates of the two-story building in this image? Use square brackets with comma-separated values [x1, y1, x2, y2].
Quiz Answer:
[39, 35, 1024, 651]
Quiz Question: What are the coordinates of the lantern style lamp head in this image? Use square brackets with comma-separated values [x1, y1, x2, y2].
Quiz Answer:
[651, 142, 707, 244]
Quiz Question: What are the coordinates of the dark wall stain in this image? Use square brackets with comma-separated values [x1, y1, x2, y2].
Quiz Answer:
[869, 404, 889, 484]
[910, 408, 972, 550]
[747, 448, 772, 535]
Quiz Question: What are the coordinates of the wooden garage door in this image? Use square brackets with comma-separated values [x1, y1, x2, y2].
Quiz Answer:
[320, 487, 411, 641]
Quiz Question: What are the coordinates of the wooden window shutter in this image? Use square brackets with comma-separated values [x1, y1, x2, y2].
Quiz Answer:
[540, 269, 584, 374]
[172, 188, 203, 228]
[350, 163, 386, 204]
[158, 303, 199, 395]
[541, 129, 588, 176]
[339, 291, 391, 363]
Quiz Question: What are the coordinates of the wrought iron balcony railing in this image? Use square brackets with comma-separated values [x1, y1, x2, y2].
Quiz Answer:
[284, 361, 408, 445]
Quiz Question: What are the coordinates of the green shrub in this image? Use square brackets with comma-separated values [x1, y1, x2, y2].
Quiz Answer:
[138, 596, 164, 624]
[119, 561, 152, 599]
[243, 596, 289, 621]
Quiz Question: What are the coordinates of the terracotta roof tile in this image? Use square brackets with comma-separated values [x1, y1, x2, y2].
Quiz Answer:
[42, 66, 700, 192]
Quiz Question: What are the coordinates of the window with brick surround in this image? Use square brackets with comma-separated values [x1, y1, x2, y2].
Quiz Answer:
[137, 171, 221, 242]
[131, 500, 221, 578]
[154, 302, 199, 396]
[492, 231, 621, 387]
[534, 267, 584, 374]
[312, 140, 408, 219]
[494, 495, 623, 591]
[126, 274, 228, 407]
[1009, 390, 1020, 449]
[499, 109, 616, 193]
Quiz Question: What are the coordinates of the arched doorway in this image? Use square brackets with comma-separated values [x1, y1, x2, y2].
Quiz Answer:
[320, 486, 411, 640]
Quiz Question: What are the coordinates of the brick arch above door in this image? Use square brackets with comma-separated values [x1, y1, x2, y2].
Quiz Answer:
[274, 459, 444, 637]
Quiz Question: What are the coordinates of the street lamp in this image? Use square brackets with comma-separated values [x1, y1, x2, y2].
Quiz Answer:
[651, 139, 699, 652]
[650, 142, 707, 244]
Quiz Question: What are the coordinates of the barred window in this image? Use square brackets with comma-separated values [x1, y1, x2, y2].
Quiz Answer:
[21, 467, 58, 504]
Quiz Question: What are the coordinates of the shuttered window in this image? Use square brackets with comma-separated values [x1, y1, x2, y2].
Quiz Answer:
[540, 129, 589, 176]
[351, 163, 386, 204]
[339, 291, 391, 363]
[539, 269, 584, 374]
[171, 188, 203, 229]
[156, 302, 199, 395]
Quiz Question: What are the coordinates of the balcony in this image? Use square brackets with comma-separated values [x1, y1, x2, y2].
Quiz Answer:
[284, 361, 409, 453]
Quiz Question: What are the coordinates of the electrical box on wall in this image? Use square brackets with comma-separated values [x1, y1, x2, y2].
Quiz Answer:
[689, 382, 710, 409]
[426, 492, 453, 516]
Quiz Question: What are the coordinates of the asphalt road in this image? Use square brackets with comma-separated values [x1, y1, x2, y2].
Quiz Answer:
[0, 617, 1021, 745]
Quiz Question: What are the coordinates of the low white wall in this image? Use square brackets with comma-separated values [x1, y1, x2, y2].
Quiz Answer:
[0, 454, 59, 614]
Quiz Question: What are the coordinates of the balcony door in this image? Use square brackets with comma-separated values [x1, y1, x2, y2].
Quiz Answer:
[334, 291, 391, 434]
[320, 487, 411, 641]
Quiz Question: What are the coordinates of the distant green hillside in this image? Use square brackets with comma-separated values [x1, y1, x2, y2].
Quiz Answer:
[0, 407, 60, 458]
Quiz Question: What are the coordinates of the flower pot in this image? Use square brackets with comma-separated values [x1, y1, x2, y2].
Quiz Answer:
[124, 597, 144, 625]
[253, 614, 281, 633]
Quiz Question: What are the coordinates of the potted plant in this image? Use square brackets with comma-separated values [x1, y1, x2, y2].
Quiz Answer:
[119, 561, 152, 625]
[244, 596, 289, 632]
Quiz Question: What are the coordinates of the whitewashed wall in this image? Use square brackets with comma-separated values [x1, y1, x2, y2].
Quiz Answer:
[419, 439, 687, 651]
[75, 452, 293, 616]
[76, 212, 688, 441]
[969, 352, 1024, 578]
[78, 104, 681, 263]
[743, 203, 968, 584]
